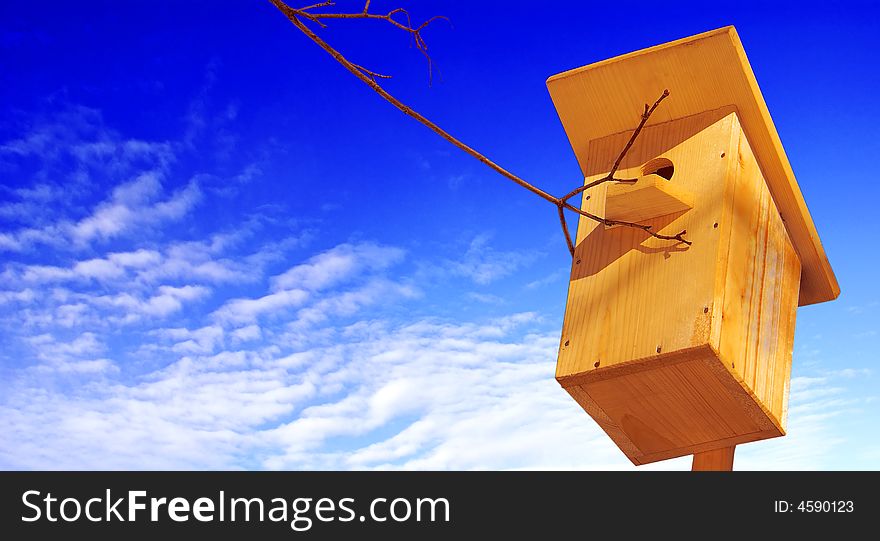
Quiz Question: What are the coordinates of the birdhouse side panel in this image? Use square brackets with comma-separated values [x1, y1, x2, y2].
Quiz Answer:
[714, 126, 801, 432]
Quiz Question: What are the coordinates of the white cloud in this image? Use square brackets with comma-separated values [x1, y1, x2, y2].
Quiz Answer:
[21, 265, 75, 283]
[154, 325, 225, 355]
[0, 259, 866, 471]
[525, 268, 566, 289]
[0, 106, 180, 253]
[20, 332, 117, 375]
[95, 284, 211, 319]
[271, 242, 405, 292]
[734, 373, 861, 470]
[443, 234, 536, 285]
[72, 258, 126, 280]
[0, 99, 868, 474]
[2, 311, 614, 470]
[29, 331, 104, 357]
[40, 358, 118, 374]
[288, 278, 419, 330]
[16, 250, 162, 285]
[0, 289, 35, 304]
[212, 289, 309, 325]
[71, 173, 201, 244]
[231, 324, 262, 343]
[467, 292, 505, 304]
[0, 105, 173, 170]
[0, 174, 200, 253]
[108, 249, 163, 268]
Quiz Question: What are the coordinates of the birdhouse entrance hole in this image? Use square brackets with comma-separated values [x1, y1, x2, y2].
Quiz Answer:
[642, 157, 674, 180]
[603, 155, 691, 225]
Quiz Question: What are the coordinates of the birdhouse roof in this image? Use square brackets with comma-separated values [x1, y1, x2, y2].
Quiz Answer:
[546, 26, 838, 306]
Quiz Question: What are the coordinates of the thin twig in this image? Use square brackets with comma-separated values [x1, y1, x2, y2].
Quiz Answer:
[560, 90, 669, 205]
[352, 62, 392, 81]
[299, 1, 334, 12]
[269, 0, 691, 255]
[271, 0, 558, 204]
[562, 202, 691, 245]
[291, 1, 449, 83]
[558, 204, 574, 255]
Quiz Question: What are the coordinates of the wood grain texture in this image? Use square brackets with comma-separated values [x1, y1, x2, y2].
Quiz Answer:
[605, 175, 693, 224]
[557, 109, 736, 379]
[556, 111, 796, 464]
[546, 26, 838, 306]
[714, 123, 801, 431]
[563, 354, 782, 466]
[692, 446, 735, 471]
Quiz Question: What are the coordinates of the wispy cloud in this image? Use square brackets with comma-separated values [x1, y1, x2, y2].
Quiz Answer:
[23, 332, 117, 374]
[735, 371, 867, 470]
[0, 94, 869, 473]
[0, 226, 866, 470]
[94, 284, 211, 320]
[525, 268, 566, 289]
[271, 242, 405, 292]
[442, 234, 537, 285]
[212, 289, 309, 326]
[0, 109, 200, 253]
[71, 173, 201, 245]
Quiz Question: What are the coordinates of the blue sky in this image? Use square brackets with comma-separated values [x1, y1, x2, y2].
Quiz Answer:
[0, 0, 877, 469]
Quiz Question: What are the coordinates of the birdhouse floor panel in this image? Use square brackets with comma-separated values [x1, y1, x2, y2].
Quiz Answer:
[561, 347, 784, 465]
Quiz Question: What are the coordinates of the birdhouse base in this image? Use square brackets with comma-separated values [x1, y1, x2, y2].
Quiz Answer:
[559, 345, 784, 465]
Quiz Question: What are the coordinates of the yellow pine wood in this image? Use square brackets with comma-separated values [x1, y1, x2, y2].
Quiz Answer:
[558, 108, 733, 379]
[546, 26, 838, 306]
[692, 446, 735, 471]
[715, 125, 800, 429]
[557, 111, 797, 464]
[604, 175, 693, 224]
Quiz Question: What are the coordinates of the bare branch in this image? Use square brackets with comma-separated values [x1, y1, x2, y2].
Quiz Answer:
[351, 62, 392, 82]
[560, 89, 669, 205]
[562, 202, 691, 245]
[270, 0, 559, 204]
[609, 90, 669, 178]
[269, 0, 691, 255]
[299, 1, 335, 11]
[558, 203, 575, 256]
[288, 1, 450, 83]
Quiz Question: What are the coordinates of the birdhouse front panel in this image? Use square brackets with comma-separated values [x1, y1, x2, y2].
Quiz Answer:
[556, 110, 801, 465]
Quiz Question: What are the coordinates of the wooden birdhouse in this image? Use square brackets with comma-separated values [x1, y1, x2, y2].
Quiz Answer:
[547, 27, 839, 468]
